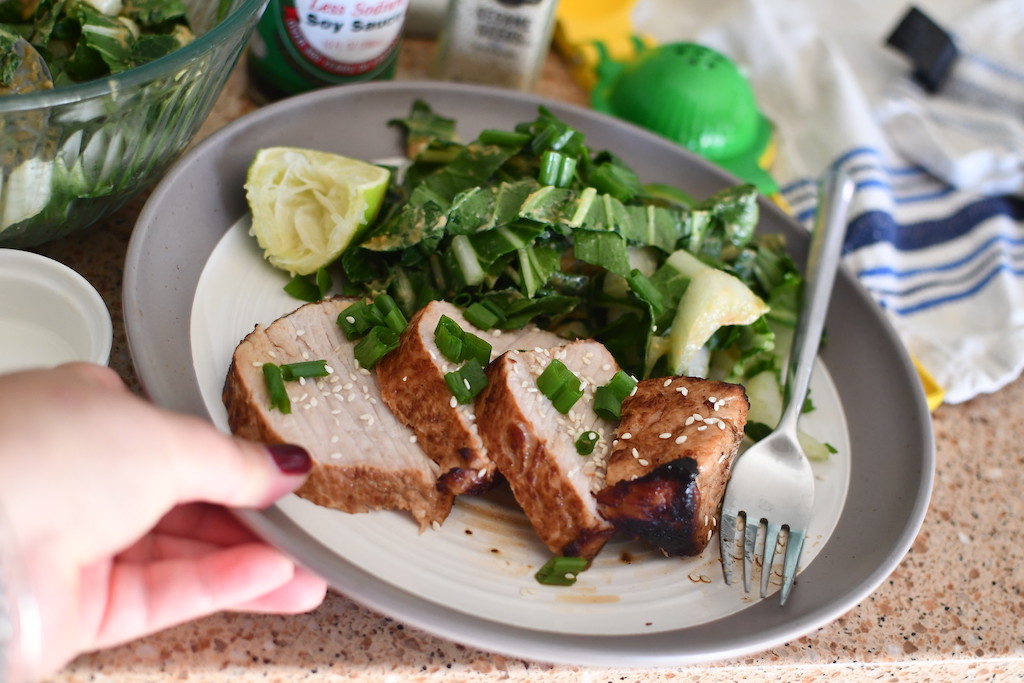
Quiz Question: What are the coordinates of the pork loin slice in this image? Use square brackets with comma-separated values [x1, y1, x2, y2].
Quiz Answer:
[376, 300, 565, 496]
[475, 340, 620, 560]
[595, 376, 749, 556]
[223, 297, 453, 531]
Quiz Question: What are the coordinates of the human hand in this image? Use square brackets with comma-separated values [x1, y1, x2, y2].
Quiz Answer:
[0, 363, 328, 678]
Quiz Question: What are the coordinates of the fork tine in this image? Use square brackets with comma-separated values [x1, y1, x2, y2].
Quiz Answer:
[719, 510, 739, 585]
[779, 528, 807, 605]
[741, 514, 760, 593]
[760, 521, 783, 598]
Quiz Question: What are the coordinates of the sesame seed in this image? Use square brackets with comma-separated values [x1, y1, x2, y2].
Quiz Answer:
[296, 329, 305, 336]
[301, 351, 310, 360]
[251, 361, 262, 368]
[402, 376, 408, 382]
[631, 447, 640, 458]
[431, 521, 442, 531]
[675, 435, 688, 444]
[638, 458, 649, 466]
[697, 425, 708, 431]
[331, 435, 340, 443]
[621, 432, 632, 440]
[330, 452, 342, 459]
[601, 363, 612, 371]
[450, 396, 458, 408]
[676, 386, 688, 396]
[410, 435, 418, 444]
[663, 378, 672, 387]
[345, 316, 356, 324]
[299, 376, 307, 386]
[659, 432, 672, 439]
[629, 386, 638, 397]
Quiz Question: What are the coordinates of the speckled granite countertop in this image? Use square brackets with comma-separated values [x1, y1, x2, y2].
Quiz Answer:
[33, 39, 1024, 682]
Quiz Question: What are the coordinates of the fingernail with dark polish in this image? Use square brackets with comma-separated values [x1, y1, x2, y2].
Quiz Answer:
[268, 443, 312, 475]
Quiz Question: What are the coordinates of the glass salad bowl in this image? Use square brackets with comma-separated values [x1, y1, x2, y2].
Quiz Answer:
[0, 0, 268, 248]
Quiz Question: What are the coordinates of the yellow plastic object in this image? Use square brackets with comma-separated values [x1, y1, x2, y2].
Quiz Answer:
[554, 0, 651, 92]
[913, 357, 945, 411]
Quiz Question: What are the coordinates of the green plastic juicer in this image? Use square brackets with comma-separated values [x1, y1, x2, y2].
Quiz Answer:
[592, 41, 778, 195]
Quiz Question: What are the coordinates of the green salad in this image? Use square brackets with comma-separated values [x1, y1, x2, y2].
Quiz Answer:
[277, 101, 830, 457]
[0, 0, 194, 92]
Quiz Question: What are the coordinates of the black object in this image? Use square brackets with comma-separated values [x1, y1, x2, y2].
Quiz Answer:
[885, 6, 960, 93]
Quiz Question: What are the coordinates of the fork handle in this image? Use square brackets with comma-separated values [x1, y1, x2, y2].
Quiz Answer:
[778, 166, 855, 432]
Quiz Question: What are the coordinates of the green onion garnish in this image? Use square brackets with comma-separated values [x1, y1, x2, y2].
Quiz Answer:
[478, 129, 531, 147]
[434, 315, 464, 362]
[536, 359, 584, 414]
[444, 359, 489, 404]
[593, 370, 638, 421]
[280, 360, 329, 380]
[262, 363, 291, 414]
[434, 315, 492, 366]
[374, 293, 408, 334]
[460, 332, 492, 367]
[353, 326, 400, 369]
[535, 556, 588, 586]
[463, 300, 505, 330]
[538, 149, 577, 187]
[575, 430, 599, 455]
[337, 301, 383, 340]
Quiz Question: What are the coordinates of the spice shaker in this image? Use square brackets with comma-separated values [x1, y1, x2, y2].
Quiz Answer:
[433, 0, 559, 91]
[248, 0, 410, 102]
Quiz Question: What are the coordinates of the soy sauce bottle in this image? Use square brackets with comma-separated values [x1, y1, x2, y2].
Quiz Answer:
[248, 0, 410, 101]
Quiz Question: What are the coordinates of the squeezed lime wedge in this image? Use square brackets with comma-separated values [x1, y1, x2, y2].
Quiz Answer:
[245, 147, 390, 275]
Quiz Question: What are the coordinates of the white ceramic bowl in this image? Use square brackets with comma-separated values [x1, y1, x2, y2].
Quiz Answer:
[0, 249, 112, 373]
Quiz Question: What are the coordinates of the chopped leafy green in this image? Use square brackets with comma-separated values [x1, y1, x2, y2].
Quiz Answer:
[299, 101, 803, 386]
[1, 0, 193, 88]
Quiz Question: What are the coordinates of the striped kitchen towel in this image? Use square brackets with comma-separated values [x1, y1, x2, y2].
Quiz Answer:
[635, 0, 1024, 404]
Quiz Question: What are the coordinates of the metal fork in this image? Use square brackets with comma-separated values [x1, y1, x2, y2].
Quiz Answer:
[719, 166, 855, 605]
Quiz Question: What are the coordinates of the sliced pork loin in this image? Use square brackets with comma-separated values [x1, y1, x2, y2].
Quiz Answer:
[595, 376, 749, 556]
[223, 297, 453, 531]
[377, 300, 565, 496]
[475, 340, 620, 560]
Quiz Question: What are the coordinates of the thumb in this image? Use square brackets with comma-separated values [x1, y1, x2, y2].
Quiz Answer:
[160, 418, 313, 510]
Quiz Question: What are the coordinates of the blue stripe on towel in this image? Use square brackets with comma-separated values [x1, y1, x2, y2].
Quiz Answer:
[873, 259, 1024, 315]
[845, 196, 1024, 251]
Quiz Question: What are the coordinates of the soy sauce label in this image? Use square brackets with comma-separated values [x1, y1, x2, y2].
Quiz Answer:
[278, 0, 409, 77]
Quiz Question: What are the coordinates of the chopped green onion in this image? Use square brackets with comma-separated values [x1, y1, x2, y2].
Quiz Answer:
[373, 293, 408, 334]
[434, 315, 464, 362]
[593, 370, 638, 421]
[353, 326, 400, 369]
[280, 360, 329, 380]
[262, 363, 291, 414]
[478, 129, 531, 147]
[536, 359, 584, 414]
[434, 315, 492, 366]
[464, 300, 505, 330]
[535, 556, 588, 586]
[337, 301, 383, 340]
[575, 430, 599, 455]
[444, 359, 489, 404]
[460, 333, 491, 367]
[538, 150, 577, 187]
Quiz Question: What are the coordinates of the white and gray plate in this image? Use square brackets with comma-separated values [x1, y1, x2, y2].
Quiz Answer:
[124, 82, 934, 667]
